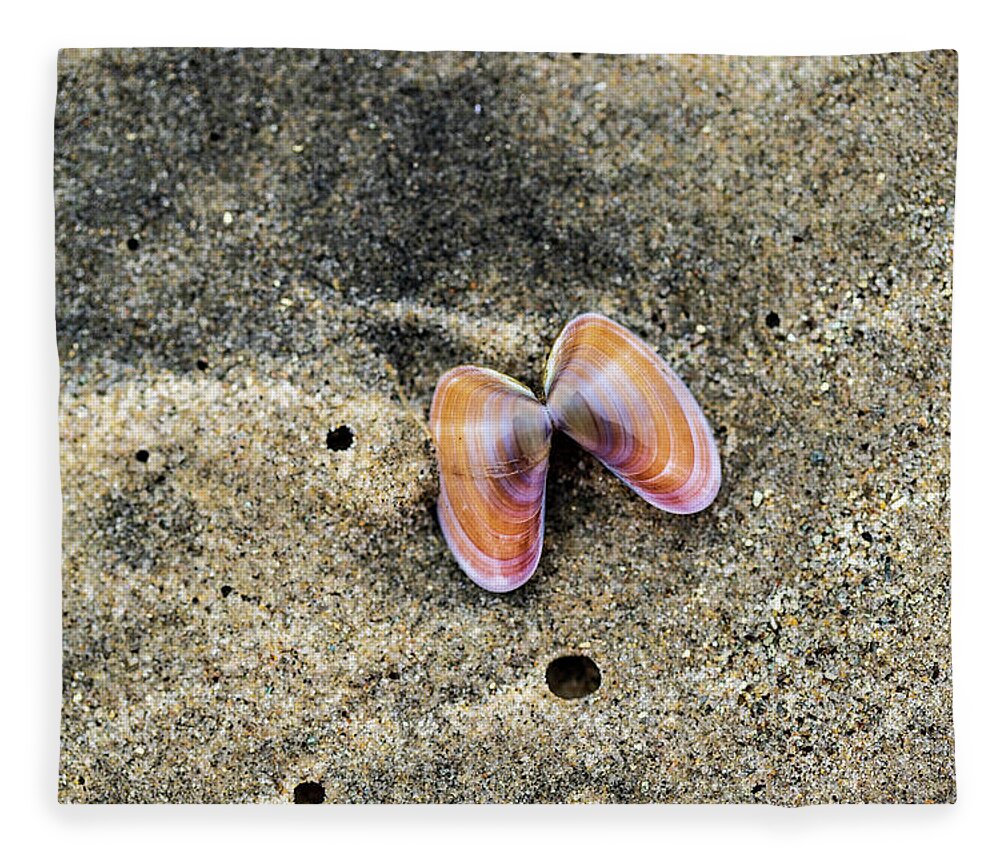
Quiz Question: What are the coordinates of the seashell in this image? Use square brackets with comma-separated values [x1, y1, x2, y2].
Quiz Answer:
[430, 314, 721, 592]
[429, 366, 553, 592]
[544, 313, 721, 514]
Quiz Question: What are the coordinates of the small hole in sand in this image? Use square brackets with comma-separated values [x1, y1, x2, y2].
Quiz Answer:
[135, 449, 150, 463]
[546, 655, 601, 699]
[326, 425, 354, 451]
[765, 311, 780, 329]
[293, 781, 325, 803]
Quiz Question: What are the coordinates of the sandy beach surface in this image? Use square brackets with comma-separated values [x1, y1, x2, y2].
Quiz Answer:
[56, 49, 955, 803]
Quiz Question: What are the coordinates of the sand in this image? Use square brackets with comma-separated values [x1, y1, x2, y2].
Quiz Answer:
[56, 48, 955, 803]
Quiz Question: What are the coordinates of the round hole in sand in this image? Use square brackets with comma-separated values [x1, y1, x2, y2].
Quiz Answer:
[326, 425, 354, 451]
[293, 781, 325, 803]
[546, 655, 601, 699]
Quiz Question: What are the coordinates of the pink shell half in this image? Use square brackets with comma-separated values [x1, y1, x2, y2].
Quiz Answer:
[429, 366, 553, 592]
[544, 313, 721, 514]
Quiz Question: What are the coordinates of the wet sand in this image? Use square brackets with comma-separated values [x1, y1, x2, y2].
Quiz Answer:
[56, 49, 955, 803]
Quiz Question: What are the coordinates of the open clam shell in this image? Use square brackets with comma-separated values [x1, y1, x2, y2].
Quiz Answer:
[429, 366, 553, 592]
[544, 313, 721, 514]
[429, 313, 721, 592]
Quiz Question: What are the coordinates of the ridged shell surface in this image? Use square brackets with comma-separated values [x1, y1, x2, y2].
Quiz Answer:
[429, 366, 553, 592]
[544, 313, 721, 514]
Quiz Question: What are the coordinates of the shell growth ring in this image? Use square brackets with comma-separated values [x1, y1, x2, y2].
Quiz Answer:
[429, 313, 721, 592]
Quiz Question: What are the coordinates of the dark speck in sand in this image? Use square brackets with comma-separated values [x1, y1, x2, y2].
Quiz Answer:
[326, 425, 354, 451]
[546, 655, 602, 700]
[292, 781, 326, 804]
